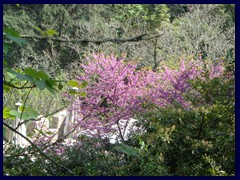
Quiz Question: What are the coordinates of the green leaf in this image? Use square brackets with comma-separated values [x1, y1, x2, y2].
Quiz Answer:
[46, 79, 57, 86]
[34, 26, 46, 36]
[27, 108, 39, 119]
[3, 85, 10, 93]
[24, 68, 37, 77]
[79, 92, 87, 97]
[80, 81, 88, 88]
[3, 107, 15, 119]
[10, 36, 27, 46]
[68, 80, 79, 87]
[46, 29, 57, 36]
[10, 108, 39, 120]
[68, 89, 78, 95]
[8, 69, 34, 81]
[44, 80, 57, 94]
[3, 28, 27, 47]
[36, 70, 49, 80]
[34, 79, 46, 90]
[113, 144, 139, 157]
[9, 110, 21, 117]
[58, 82, 64, 90]
[3, 43, 11, 55]
[4, 28, 20, 37]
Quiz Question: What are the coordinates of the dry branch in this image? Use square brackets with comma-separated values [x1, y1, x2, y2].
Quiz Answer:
[20, 33, 164, 44]
[3, 122, 75, 175]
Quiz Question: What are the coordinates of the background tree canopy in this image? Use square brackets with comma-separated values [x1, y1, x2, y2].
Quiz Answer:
[3, 4, 235, 176]
[4, 4, 234, 75]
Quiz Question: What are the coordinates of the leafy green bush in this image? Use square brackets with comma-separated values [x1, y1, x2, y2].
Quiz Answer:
[134, 73, 234, 176]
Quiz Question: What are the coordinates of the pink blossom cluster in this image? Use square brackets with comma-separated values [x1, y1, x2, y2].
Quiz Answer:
[146, 59, 205, 109]
[69, 54, 225, 139]
[74, 54, 146, 137]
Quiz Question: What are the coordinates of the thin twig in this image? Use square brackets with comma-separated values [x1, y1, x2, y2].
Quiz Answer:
[4, 81, 36, 89]
[116, 120, 125, 142]
[20, 34, 164, 44]
[3, 122, 75, 175]
[19, 87, 34, 124]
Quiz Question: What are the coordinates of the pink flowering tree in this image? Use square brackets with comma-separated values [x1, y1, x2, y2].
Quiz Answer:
[67, 54, 226, 142]
[73, 54, 147, 141]
[146, 58, 225, 109]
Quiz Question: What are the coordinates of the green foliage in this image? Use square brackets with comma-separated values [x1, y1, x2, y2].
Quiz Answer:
[3, 4, 235, 176]
[111, 4, 170, 31]
[3, 107, 15, 119]
[113, 143, 139, 157]
[135, 74, 234, 176]
[35, 26, 57, 36]
[4, 27, 28, 46]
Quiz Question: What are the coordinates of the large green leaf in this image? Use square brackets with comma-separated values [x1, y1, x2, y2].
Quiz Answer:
[26, 108, 39, 119]
[6, 36, 27, 46]
[4, 28, 20, 37]
[34, 79, 46, 90]
[36, 70, 49, 80]
[3, 43, 11, 55]
[113, 144, 139, 157]
[9, 110, 21, 117]
[44, 80, 57, 94]
[24, 68, 37, 77]
[7, 69, 33, 81]
[9, 108, 39, 120]
[4, 28, 27, 46]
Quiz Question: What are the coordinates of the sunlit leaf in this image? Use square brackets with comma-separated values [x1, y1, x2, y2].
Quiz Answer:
[46, 29, 57, 36]
[80, 81, 88, 88]
[34, 26, 46, 36]
[79, 92, 87, 97]
[68, 80, 79, 87]
[3, 107, 15, 119]
[3, 85, 10, 93]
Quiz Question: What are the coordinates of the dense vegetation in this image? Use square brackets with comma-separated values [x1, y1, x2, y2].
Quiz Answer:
[3, 4, 235, 176]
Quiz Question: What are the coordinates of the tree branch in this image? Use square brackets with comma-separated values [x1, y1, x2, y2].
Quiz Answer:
[3, 122, 75, 175]
[4, 81, 36, 89]
[20, 34, 164, 44]
[116, 120, 125, 143]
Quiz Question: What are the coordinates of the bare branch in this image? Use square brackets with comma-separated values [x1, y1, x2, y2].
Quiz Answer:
[3, 122, 75, 175]
[4, 81, 36, 89]
[20, 34, 164, 44]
